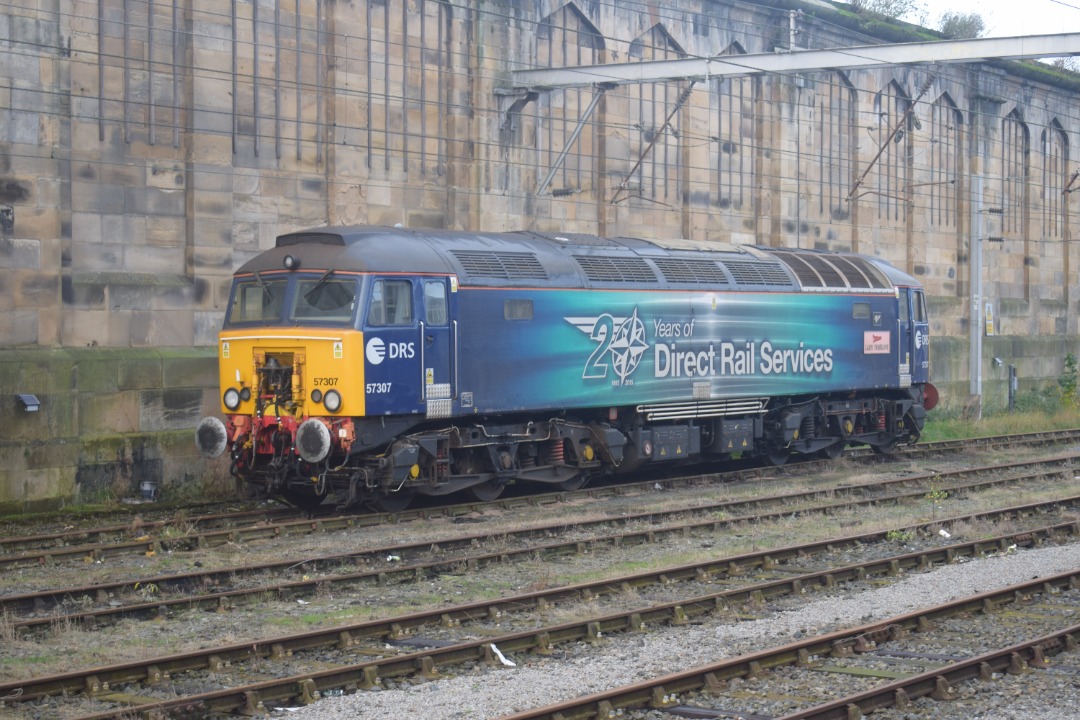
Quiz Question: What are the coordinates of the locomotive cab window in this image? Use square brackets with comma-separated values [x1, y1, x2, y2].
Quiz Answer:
[367, 279, 413, 326]
[424, 280, 448, 325]
[228, 275, 288, 324]
[290, 276, 357, 324]
[913, 291, 928, 322]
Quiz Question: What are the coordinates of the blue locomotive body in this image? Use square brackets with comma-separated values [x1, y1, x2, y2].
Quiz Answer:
[196, 226, 936, 510]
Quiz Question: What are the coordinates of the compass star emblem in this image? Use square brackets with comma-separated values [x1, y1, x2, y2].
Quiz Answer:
[608, 308, 648, 384]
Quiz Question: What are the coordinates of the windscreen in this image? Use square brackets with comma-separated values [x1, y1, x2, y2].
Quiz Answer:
[224, 274, 360, 327]
[290, 277, 358, 323]
[227, 276, 288, 324]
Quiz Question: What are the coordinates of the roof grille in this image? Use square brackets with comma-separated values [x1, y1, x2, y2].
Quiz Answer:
[800, 254, 847, 288]
[773, 253, 824, 288]
[766, 249, 892, 290]
[722, 261, 793, 287]
[451, 251, 548, 280]
[573, 255, 658, 283]
[652, 258, 730, 285]
[835, 255, 891, 289]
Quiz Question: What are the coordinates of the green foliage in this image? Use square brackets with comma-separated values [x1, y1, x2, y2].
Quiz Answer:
[850, 0, 918, 20]
[922, 405, 1080, 443]
[938, 11, 985, 39]
[925, 485, 949, 519]
[925, 487, 949, 503]
[1058, 352, 1079, 409]
[885, 529, 914, 543]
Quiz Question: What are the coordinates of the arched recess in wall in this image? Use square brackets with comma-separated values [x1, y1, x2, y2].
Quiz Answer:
[1042, 120, 1070, 309]
[213, 0, 346, 165]
[1000, 108, 1031, 299]
[359, 0, 454, 177]
[928, 93, 963, 230]
[871, 80, 912, 225]
[710, 42, 756, 213]
[625, 25, 686, 204]
[1000, 108, 1030, 241]
[532, 3, 606, 198]
[1041, 120, 1068, 240]
[816, 72, 857, 231]
[929, 93, 964, 297]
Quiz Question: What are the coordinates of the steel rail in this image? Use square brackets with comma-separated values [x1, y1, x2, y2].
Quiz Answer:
[5, 455, 1075, 620]
[775, 626, 1080, 720]
[0, 505, 311, 556]
[3, 511, 1078, 716]
[9, 490, 1079, 634]
[497, 571, 1080, 720]
[3, 429, 1077, 569]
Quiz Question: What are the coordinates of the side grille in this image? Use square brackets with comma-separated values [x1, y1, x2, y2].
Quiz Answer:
[451, 251, 548, 280]
[722, 261, 794, 287]
[638, 398, 767, 421]
[574, 255, 658, 283]
[652, 257, 730, 285]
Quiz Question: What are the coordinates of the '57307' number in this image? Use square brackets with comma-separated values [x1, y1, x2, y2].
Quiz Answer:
[366, 382, 392, 394]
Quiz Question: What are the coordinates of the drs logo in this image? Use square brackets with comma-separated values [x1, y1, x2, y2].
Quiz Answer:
[366, 337, 416, 365]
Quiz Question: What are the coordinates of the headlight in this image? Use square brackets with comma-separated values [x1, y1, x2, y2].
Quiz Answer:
[223, 388, 242, 410]
[323, 390, 342, 413]
[311, 389, 323, 404]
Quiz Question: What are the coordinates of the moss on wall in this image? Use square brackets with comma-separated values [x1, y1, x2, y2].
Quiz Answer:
[0, 347, 225, 512]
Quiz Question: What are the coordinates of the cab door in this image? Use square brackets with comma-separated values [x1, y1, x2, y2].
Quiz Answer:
[910, 289, 930, 384]
[419, 277, 455, 419]
[897, 287, 930, 388]
[363, 277, 423, 416]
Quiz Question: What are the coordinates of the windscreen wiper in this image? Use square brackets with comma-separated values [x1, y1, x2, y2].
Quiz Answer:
[304, 268, 335, 300]
[254, 270, 273, 301]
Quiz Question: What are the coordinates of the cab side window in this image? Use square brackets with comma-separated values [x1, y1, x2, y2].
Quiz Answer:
[913, 291, 928, 323]
[367, 279, 413, 326]
[424, 280, 448, 325]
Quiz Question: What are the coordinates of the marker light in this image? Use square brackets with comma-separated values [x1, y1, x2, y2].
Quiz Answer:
[223, 388, 242, 410]
[311, 389, 323, 404]
[240, 387, 251, 402]
[323, 390, 342, 413]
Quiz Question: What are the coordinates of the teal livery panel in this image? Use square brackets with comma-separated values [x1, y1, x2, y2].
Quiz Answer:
[456, 288, 901, 414]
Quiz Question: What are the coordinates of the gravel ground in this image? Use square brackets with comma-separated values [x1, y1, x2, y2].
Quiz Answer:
[289, 543, 1080, 720]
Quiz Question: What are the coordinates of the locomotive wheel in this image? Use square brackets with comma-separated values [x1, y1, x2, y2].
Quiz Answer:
[871, 439, 898, 455]
[818, 441, 845, 460]
[467, 479, 505, 502]
[765, 448, 791, 466]
[374, 489, 415, 513]
[557, 474, 588, 492]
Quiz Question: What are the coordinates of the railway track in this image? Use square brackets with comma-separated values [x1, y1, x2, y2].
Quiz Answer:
[2, 428, 1078, 571]
[2, 497, 1078, 716]
[502, 570, 1080, 720]
[2, 435, 1079, 719]
[3, 455, 1076, 628]
[4, 511, 1075, 720]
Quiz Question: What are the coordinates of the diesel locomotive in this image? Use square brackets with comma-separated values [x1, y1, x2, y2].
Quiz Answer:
[195, 226, 938, 511]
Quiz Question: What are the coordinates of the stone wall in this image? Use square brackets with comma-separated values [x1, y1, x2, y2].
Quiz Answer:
[0, 347, 226, 513]
[2, 0, 1079, 507]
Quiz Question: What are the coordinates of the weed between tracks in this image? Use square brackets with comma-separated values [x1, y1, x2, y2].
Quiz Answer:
[3, 441, 1078, 687]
